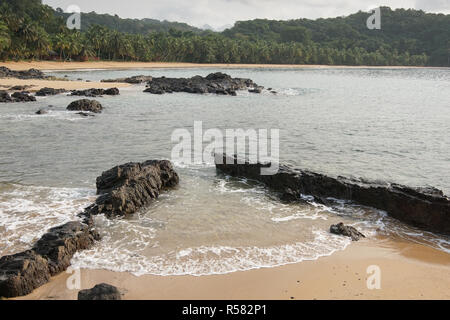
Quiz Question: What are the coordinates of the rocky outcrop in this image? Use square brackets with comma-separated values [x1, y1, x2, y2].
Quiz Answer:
[101, 75, 153, 84]
[35, 87, 66, 96]
[11, 91, 36, 102]
[84, 160, 179, 217]
[78, 283, 121, 300]
[70, 88, 120, 97]
[330, 223, 365, 241]
[0, 160, 179, 298]
[0, 90, 36, 103]
[215, 154, 450, 235]
[0, 222, 99, 298]
[67, 99, 103, 113]
[143, 72, 261, 96]
[0, 67, 48, 80]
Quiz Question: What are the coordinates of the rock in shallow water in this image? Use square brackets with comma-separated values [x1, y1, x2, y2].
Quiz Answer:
[330, 223, 365, 241]
[67, 99, 103, 113]
[84, 160, 179, 217]
[78, 283, 121, 300]
[143, 72, 261, 96]
[35, 87, 66, 96]
[215, 154, 450, 235]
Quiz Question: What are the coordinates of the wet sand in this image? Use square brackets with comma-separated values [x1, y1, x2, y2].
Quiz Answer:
[14, 237, 450, 300]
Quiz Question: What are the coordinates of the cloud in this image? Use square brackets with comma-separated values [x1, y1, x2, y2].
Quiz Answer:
[43, 0, 450, 28]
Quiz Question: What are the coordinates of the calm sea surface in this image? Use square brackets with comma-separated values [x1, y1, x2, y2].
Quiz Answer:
[0, 67, 449, 275]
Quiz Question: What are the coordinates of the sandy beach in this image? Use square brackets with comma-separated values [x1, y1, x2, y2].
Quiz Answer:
[1, 61, 443, 72]
[13, 236, 450, 300]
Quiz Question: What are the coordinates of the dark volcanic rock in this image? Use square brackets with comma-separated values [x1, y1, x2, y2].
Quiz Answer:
[33, 222, 100, 275]
[78, 283, 121, 300]
[0, 66, 47, 80]
[101, 75, 153, 84]
[143, 72, 261, 96]
[0, 221, 98, 298]
[84, 160, 179, 217]
[35, 87, 66, 96]
[67, 99, 103, 113]
[35, 109, 48, 115]
[10, 85, 32, 91]
[0, 90, 13, 102]
[77, 112, 95, 117]
[215, 154, 450, 235]
[330, 223, 365, 241]
[70, 88, 120, 97]
[11, 91, 36, 102]
[0, 251, 50, 298]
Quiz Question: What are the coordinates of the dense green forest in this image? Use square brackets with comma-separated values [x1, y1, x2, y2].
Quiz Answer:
[0, 0, 448, 66]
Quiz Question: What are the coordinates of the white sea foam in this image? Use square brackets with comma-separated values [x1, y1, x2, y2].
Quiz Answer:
[0, 184, 95, 255]
[71, 228, 351, 276]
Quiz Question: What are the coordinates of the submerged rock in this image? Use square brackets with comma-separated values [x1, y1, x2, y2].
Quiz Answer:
[78, 283, 121, 300]
[215, 154, 450, 235]
[101, 75, 153, 84]
[35, 109, 48, 115]
[143, 72, 261, 96]
[330, 223, 365, 241]
[84, 160, 179, 217]
[67, 99, 103, 113]
[0, 222, 99, 298]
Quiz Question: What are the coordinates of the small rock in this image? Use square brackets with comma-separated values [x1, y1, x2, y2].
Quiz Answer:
[67, 99, 103, 113]
[78, 283, 121, 300]
[330, 223, 365, 241]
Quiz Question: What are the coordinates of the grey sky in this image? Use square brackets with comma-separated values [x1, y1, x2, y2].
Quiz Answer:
[43, 0, 450, 29]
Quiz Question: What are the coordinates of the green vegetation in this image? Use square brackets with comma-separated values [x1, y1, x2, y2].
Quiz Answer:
[0, 0, 448, 66]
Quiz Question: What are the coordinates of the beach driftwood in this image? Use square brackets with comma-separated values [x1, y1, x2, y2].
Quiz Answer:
[215, 154, 450, 235]
[0, 160, 179, 298]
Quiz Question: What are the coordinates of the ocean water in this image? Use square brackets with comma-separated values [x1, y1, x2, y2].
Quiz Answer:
[0, 67, 449, 275]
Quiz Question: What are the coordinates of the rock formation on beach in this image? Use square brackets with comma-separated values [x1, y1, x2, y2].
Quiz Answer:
[0, 160, 179, 298]
[84, 160, 179, 217]
[67, 99, 103, 113]
[0, 90, 36, 103]
[143, 72, 261, 96]
[0, 66, 48, 80]
[0, 222, 99, 298]
[70, 87, 120, 97]
[78, 283, 122, 300]
[101, 75, 153, 84]
[215, 154, 450, 235]
[330, 223, 365, 241]
[35, 87, 66, 96]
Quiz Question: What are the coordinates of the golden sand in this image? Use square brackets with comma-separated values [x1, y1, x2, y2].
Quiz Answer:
[15, 237, 450, 300]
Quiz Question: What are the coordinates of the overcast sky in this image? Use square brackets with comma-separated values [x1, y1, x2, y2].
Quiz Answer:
[43, 0, 450, 29]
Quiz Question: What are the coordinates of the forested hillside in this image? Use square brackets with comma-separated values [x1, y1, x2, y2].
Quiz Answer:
[0, 0, 448, 66]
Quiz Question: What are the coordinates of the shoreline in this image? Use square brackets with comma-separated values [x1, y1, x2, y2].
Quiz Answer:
[1, 61, 448, 72]
[13, 236, 450, 300]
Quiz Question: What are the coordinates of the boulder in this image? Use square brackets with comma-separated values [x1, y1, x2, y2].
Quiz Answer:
[0, 251, 50, 298]
[330, 223, 365, 241]
[67, 99, 103, 113]
[215, 154, 450, 235]
[103, 87, 120, 95]
[78, 283, 121, 300]
[84, 160, 179, 217]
